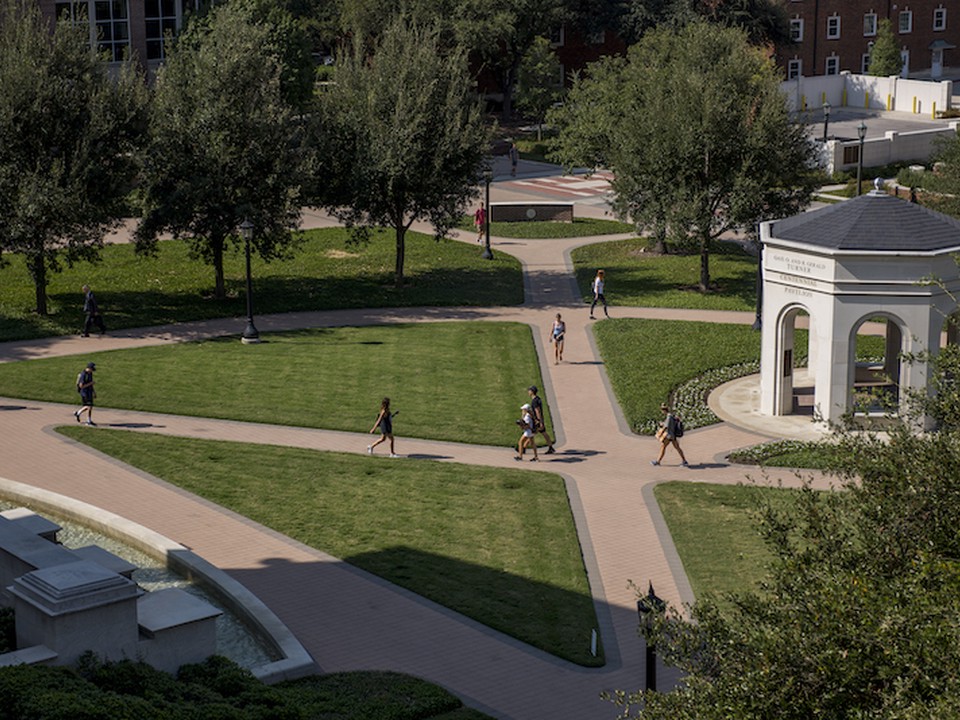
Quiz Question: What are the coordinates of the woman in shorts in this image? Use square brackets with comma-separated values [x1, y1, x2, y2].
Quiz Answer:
[551, 313, 566, 364]
[516, 403, 539, 462]
[368, 397, 399, 457]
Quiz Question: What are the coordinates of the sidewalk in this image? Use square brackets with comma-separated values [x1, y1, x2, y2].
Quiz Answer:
[0, 198, 828, 719]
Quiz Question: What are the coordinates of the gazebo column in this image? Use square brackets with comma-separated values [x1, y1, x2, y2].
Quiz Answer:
[883, 322, 902, 382]
[816, 308, 846, 425]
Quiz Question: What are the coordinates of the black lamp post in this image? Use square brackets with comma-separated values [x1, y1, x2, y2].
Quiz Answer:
[856, 121, 867, 196]
[822, 101, 831, 142]
[752, 234, 763, 331]
[636, 581, 666, 692]
[239, 219, 260, 344]
[482, 167, 494, 260]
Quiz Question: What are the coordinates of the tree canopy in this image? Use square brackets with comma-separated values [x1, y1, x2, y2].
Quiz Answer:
[616, 347, 960, 718]
[0, 0, 145, 315]
[516, 36, 564, 140]
[868, 19, 903, 77]
[136, 0, 307, 299]
[310, 19, 489, 287]
[550, 21, 817, 291]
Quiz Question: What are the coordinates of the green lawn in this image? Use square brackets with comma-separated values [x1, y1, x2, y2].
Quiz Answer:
[594, 319, 762, 433]
[727, 439, 842, 469]
[572, 239, 758, 310]
[0, 323, 549, 448]
[0, 228, 523, 341]
[458, 217, 633, 238]
[654, 481, 801, 601]
[57, 427, 602, 667]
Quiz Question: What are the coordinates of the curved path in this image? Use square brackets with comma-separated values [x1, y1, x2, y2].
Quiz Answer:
[0, 221, 827, 719]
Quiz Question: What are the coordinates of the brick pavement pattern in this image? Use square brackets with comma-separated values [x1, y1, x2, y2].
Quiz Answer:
[0, 190, 829, 719]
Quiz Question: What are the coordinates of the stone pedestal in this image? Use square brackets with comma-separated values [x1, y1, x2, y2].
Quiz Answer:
[0, 509, 61, 542]
[9, 560, 143, 666]
[137, 588, 221, 673]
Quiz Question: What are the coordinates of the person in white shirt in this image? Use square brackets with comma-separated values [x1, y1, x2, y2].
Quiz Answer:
[515, 403, 539, 461]
[590, 269, 609, 319]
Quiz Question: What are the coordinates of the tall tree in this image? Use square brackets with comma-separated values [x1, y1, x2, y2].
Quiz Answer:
[0, 0, 145, 315]
[551, 21, 817, 292]
[454, 0, 573, 121]
[869, 19, 904, 77]
[310, 19, 489, 288]
[136, 0, 307, 300]
[516, 36, 564, 141]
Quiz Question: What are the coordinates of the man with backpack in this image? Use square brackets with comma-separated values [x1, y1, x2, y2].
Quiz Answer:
[74, 362, 97, 426]
[527, 385, 555, 455]
[651, 403, 688, 467]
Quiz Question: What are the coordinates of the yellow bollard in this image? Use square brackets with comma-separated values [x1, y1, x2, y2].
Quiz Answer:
[865, 92, 870, 108]
[913, 96, 917, 113]
[933, 101, 938, 119]
[887, 94, 892, 111]
[821, 91, 826, 105]
[801, 94, 807, 111]
[842, 88, 847, 105]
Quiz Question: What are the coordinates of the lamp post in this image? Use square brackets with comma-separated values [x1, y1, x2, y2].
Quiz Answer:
[481, 164, 493, 260]
[822, 102, 831, 142]
[636, 581, 666, 692]
[482, 167, 494, 260]
[239, 219, 260, 344]
[856, 121, 867, 196]
[752, 233, 763, 331]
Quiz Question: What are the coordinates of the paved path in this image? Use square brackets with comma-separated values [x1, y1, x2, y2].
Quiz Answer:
[0, 185, 829, 719]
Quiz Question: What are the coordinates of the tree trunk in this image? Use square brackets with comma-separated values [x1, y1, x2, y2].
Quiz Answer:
[394, 222, 406, 288]
[28, 252, 48, 316]
[212, 233, 226, 299]
[501, 62, 519, 122]
[699, 230, 711, 293]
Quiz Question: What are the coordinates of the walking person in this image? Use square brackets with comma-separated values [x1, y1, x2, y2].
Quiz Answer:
[74, 362, 97, 426]
[589, 269, 609, 319]
[81, 284, 106, 337]
[651, 403, 688, 467]
[509, 141, 519, 177]
[474, 202, 487, 242]
[527, 385, 555, 454]
[368, 397, 399, 457]
[551, 313, 566, 364]
[516, 403, 538, 461]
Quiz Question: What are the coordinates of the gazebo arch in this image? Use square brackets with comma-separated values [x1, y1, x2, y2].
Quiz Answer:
[759, 188, 960, 428]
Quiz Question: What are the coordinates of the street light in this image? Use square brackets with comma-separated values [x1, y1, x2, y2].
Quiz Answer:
[636, 581, 666, 692]
[239, 219, 260, 344]
[752, 233, 763, 331]
[856, 121, 868, 196]
[482, 166, 494, 260]
[822, 102, 831, 142]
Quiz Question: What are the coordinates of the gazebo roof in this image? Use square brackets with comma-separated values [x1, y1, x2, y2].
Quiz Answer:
[768, 190, 960, 252]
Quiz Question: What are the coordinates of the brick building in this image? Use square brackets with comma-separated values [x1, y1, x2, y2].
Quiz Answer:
[775, 1, 960, 79]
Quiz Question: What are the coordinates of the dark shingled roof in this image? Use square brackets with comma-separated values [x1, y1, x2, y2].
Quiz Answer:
[769, 191, 960, 252]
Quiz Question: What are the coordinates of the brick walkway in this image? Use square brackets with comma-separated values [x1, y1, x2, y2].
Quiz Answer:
[0, 205, 828, 719]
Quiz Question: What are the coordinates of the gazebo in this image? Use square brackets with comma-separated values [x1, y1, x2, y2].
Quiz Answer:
[759, 187, 960, 428]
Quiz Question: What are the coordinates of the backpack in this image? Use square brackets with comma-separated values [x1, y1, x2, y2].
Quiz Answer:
[673, 416, 684, 438]
[76, 372, 84, 393]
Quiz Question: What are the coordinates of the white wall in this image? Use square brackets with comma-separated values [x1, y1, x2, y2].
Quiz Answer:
[781, 72, 953, 115]
[822, 122, 960, 173]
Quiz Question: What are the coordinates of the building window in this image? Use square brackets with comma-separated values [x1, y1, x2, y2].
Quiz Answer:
[862, 52, 872, 73]
[827, 15, 841, 39]
[145, 0, 178, 60]
[934, 8, 947, 31]
[790, 18, 803, 42]
[864, 13, 877, 37]
[826, 55, 840, 75]
[899, 10, 913, 33]
[54, 0, 130, 62]
[843, 145, 860, 165]
[548, 26, 565, 47]
[787, 58, 802, 80]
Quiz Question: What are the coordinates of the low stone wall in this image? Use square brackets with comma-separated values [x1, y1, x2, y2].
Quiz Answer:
[491, 203, 573, 223]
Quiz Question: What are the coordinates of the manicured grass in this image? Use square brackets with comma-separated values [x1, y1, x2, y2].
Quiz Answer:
[572, 239, 758, 310]
[458, 217, 633, 238]
[0, 228, 523, 341]
[594, 319, 762, 433]
[654, 481, 800, 600]
[0, 323, 549, 448]
[727, 439, 842, 469]
[57, 427, 603, 667]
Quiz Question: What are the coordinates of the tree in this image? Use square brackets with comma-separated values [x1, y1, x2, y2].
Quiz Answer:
[868, 19, 903, 77]
[136, 0, 307, 300]
[551, 21, 817, 292]
[516, 36, 563, 141]
[454, 0, 573, 121]
[613, 0, 789, 46]
[0, 0, 145, 315]
[310, 19, 489, 288]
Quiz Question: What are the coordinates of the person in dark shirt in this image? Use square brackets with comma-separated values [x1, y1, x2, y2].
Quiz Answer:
[81, 284, 106, 337]
[74, 362, 97, 426]
[527, 385, 555, 455]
